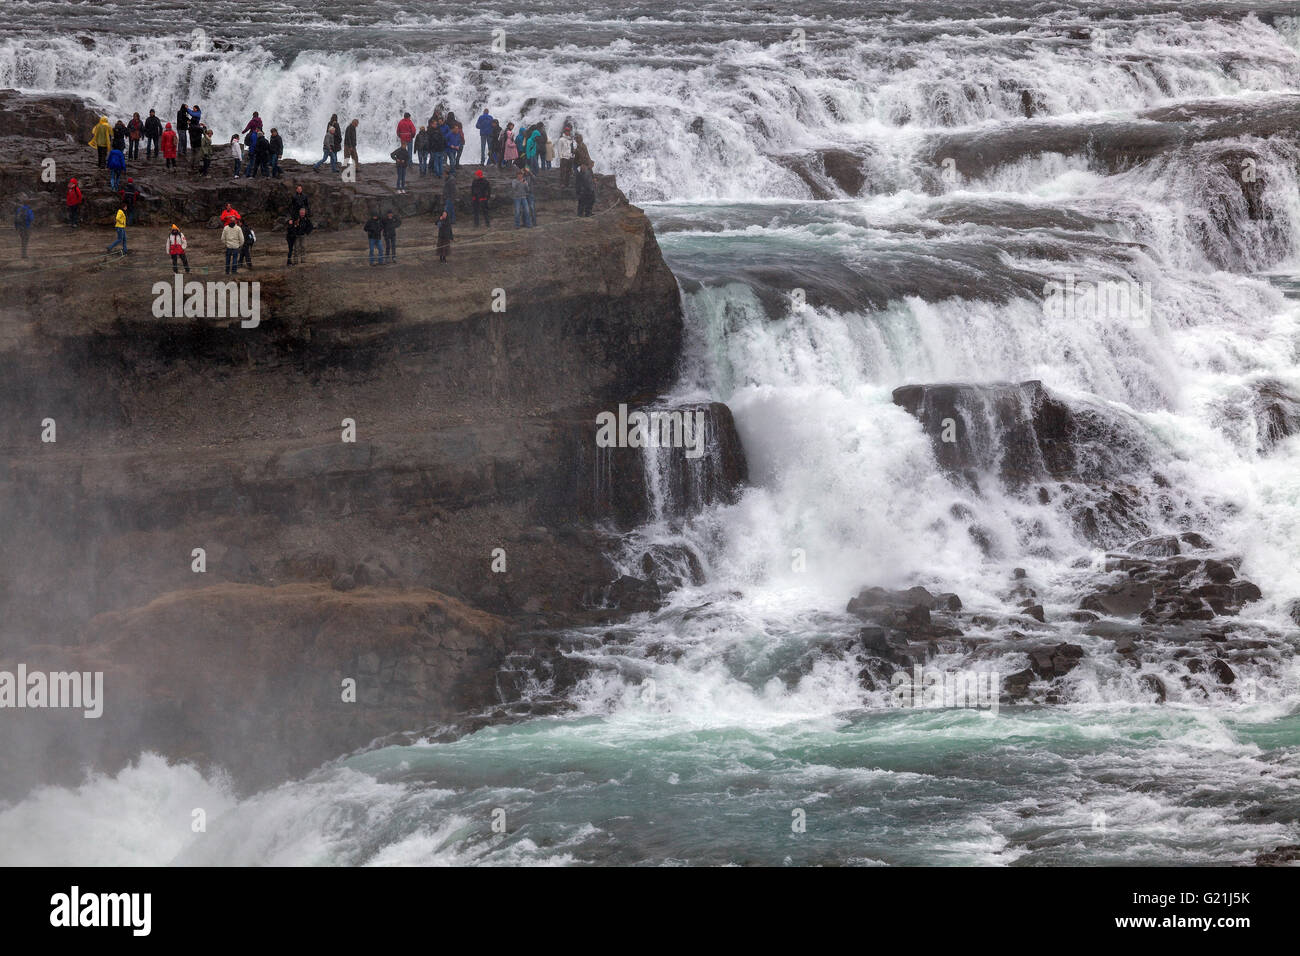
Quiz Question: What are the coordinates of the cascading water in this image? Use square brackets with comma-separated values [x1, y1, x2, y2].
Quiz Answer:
[3, 0, 1300, 866]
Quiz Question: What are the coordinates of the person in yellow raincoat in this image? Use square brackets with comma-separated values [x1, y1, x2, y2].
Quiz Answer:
[89, 116, 113, 168]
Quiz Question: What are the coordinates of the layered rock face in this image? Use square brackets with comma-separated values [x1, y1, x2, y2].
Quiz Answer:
[0, 90, 748, 796]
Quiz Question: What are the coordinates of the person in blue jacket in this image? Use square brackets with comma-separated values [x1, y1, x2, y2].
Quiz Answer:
[14, 202, 34, 259]
[446, 124, 464, 170]
[107, 146, 126, 191]
[475, 108, 494, 165]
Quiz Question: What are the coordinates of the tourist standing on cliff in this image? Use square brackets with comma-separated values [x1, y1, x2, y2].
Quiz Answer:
[221, 218, 244, 274]
[470, 169, 491, 227]
[488, 119, 504, 167]
[89, 116, 112, 168]
[397, 112, 416, 156]
[186, 105, 203, 164]
[344, 119, 360, 173]
[269, 128, 284, 178]
[364, 213, 383, 266]
[502, 122, 519, 167]
[65, 178, 83, 228]
[414, 125, 429, 177]
[313, 115, 341, 172]
[253, 133, 272, 178]
[285, 213, 299, 266]
[556, 127, 575, 187]
[107, 145, 126, 191]
[382, 210, 401, 264]
[392, 141, 410, 193]
[475, 108, 494, 165]
[111, 119, 127, 152]
[573, 133, 592, 171]
[436, 210, 453, 262]
[511, 168, 529, 228]
[288, 185, 310, 220]
[199, 129, 213, 176]
[238, 223, 256, 271]
[446, 122, 464, 170]
[14, 203, 33, 259]
[294, 209, 313, 263]
[127, 112, 143, 160]
[229, 135, 243, 178]
[523, 166, 537, 226]
[175, 105, 189, 156]
[241, 112, 263, 137]
[106, 205, 129, 256]
[143, 110, 162, 160]
[576, 162, 597, 217]
[167, 225, 190, 273]
[428, 121, 446, 178]
[160, 122, 179, 170]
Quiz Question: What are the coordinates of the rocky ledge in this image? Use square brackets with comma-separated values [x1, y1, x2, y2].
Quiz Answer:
[0, 90, 748, 797]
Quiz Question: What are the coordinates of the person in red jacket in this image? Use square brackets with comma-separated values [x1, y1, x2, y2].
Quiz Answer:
[397, 112, 416, 151]
[220, 203, 242, 227]
[65, 178, 84, 228]
[160, 122, 179, 169]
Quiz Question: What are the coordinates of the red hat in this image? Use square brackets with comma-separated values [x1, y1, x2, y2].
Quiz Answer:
[475, 169, 483, 178]
[127, 177, 133, 183]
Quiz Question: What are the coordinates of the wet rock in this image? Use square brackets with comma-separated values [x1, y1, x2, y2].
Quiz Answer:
[603, 575, 662, 612]
[1080, 581, 1154, 617]
[1129, 534, 1181, 557]
[1138, 673, 1167, 702]
[1026, 642, 1084, 679]
[1255, 845, 1300, 866]
[1022, 604, 1046, 623]
[1003, 667, 1036, 700]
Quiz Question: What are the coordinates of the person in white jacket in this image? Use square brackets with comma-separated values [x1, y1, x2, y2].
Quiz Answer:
[556, 129, 575, 187]
[230, 135, 243, 178]
[167, 225, 190, 273]
[221, 221, 244, 274]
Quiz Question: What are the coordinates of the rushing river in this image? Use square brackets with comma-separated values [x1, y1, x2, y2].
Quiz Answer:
[2, 0, 1299, 865]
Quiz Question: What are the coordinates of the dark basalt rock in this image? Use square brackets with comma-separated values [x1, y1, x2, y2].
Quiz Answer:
[891, 380, 1147, 492]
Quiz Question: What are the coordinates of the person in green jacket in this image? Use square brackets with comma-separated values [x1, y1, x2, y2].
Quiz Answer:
[199, 129, 214, 176]
[525, 127, 542, 173]
[89, 116, 113, 168]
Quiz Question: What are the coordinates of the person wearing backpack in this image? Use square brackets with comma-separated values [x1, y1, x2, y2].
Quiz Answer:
[107, 146, 126, 191]
[391, 142, 410, 193]
[65, 178, 84, 228]
[238, 222, 256, 270]
[14, 203, 34, 259]
[167, 225, 190, 273]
